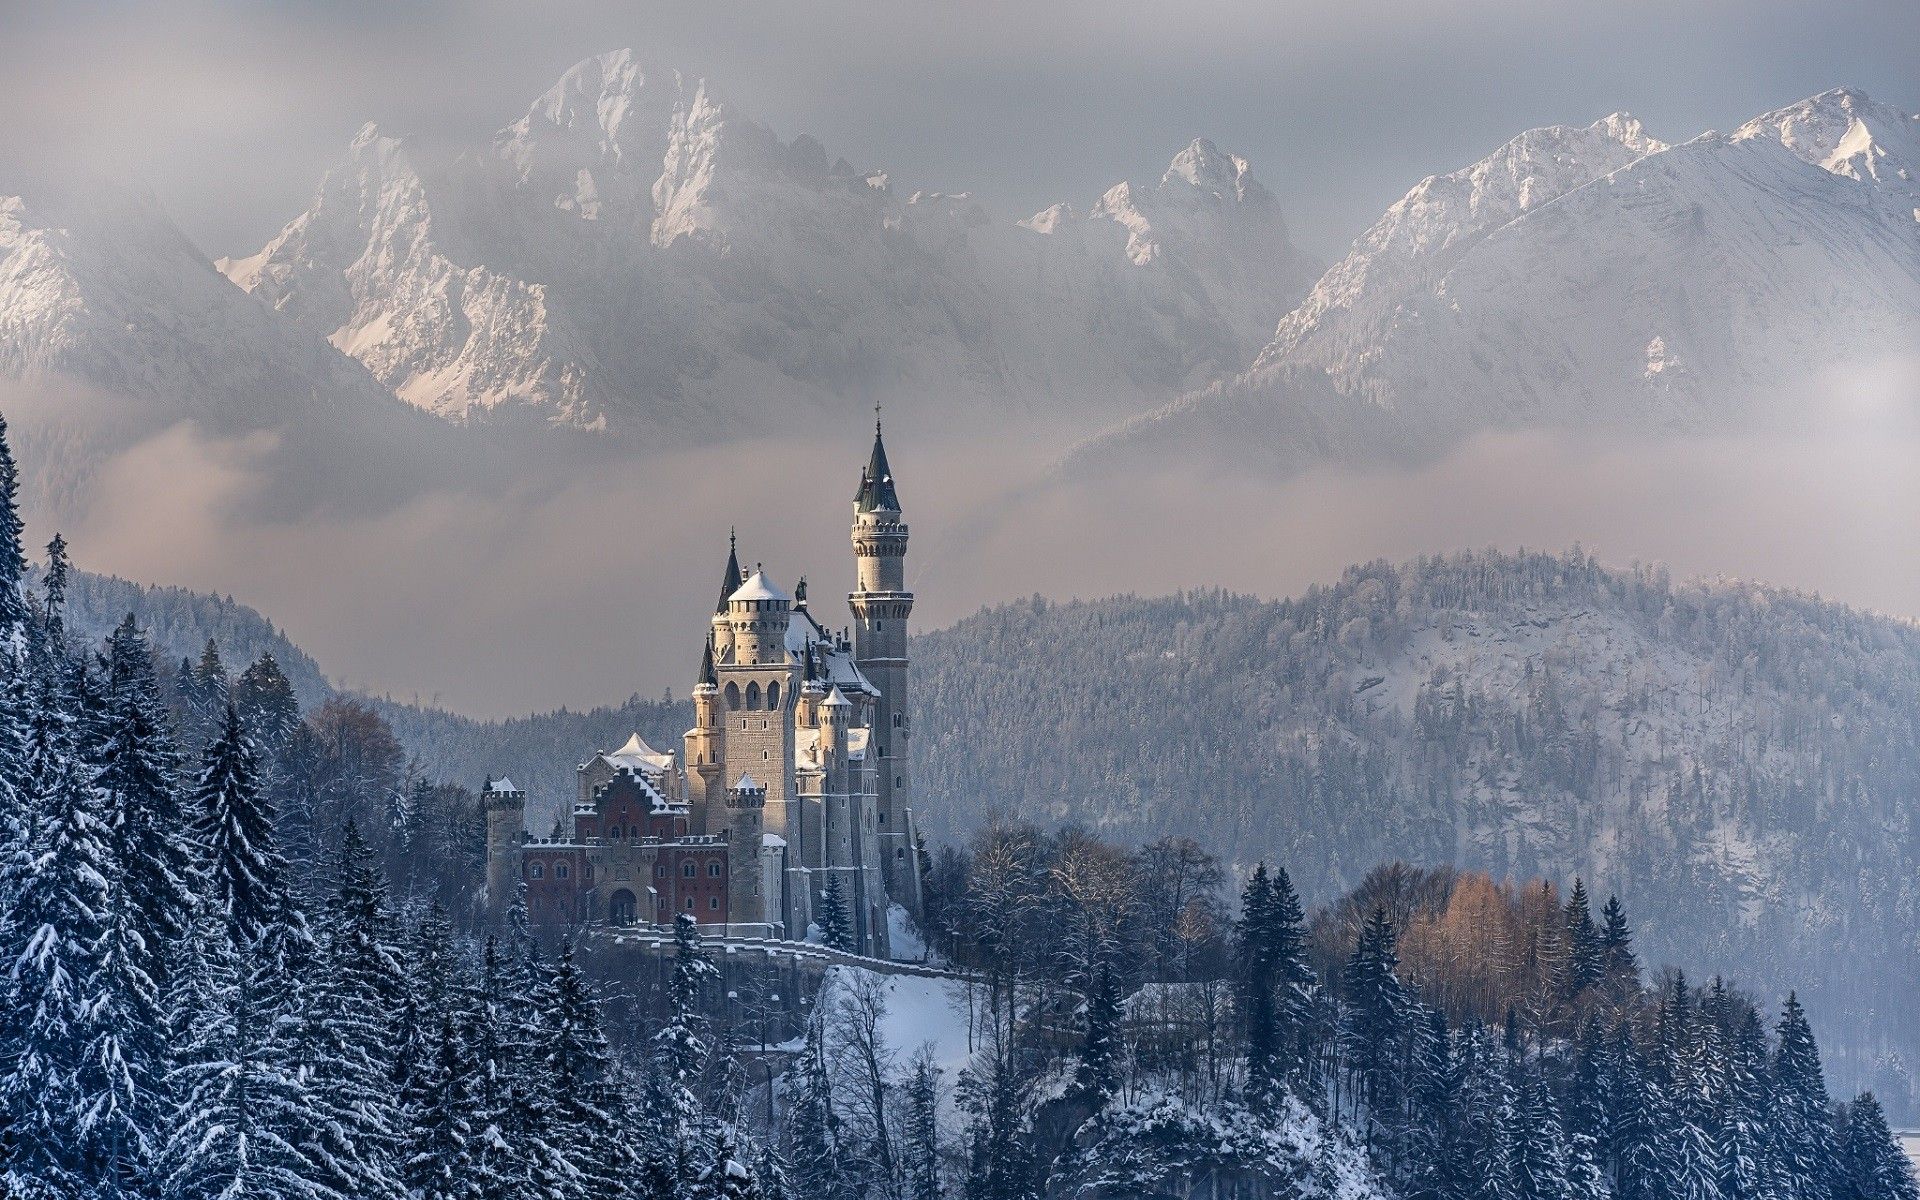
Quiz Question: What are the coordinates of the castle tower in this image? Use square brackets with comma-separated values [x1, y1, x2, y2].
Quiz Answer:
[849, 416, 922, 918]
[482, 777, 526, 912]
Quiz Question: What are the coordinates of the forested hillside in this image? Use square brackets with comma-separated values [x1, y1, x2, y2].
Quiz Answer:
[914, 551, 1920, 1112]
[56, 548, 1920, 1113]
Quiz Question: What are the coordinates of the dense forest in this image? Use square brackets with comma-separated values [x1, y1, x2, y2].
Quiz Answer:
[1, 410, 1916, 1198]
[58, 547, 1920, 1116]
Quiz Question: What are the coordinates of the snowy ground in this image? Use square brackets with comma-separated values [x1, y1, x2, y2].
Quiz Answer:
[1900, 1132, 1920, 1177]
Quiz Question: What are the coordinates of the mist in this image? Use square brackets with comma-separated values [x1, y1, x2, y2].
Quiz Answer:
[14, 374, 1918, 719]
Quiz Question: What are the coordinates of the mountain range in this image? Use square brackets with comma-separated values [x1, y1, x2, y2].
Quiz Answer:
[1074, 89, 1920, 474]
[2, 57, 1913, 487]
[217, 49, 1322, 438]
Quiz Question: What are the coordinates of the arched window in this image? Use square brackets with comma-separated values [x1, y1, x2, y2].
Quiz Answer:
[655, 864, 668, 878]
[554, 863, 569, 880]
[767, 681, 780, 710]
[682, 862, 696, 878]
[746, 681, 761, 709]
[724, 682, 741, 710]
[608, 889, 637, 926]
[709, 896, 721, 911]
[708, 862, 723, 877]
[609, 824, 624, 841]
[684, 897, 695, 910]
[528, 862, 544, 879]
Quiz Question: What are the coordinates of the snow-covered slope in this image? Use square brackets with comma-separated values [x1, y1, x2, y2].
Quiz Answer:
[0, 182, 404, 425]
[224, 49, 1321, 438]
[1073, 91, 1920, 474]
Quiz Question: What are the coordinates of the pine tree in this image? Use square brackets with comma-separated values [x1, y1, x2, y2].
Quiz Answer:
[1073, 960, 1121, 1107]
[158, 900, 332, 1200]
[532, 938, 620, 1197]
[405, 1010, 486, 1200]
[1512, 1074, 1575, 1200]
[902, 1047, 944, 1200]
[0, 699, 110, 1196]
[1599, 896, 1639, 990]
[192, 704, 291, 949]
[1234, 863, 1281, 1107]
[818, 874, 853, 952]
[1838, 1093, 1919, 1200]
[1267, 865, 1320, 1090]
[296, 821, 406, 1199]
[1771, 994, 1838, 1200]
[0, 411, 31, 638]
[1457, 1027, 1520, 1200]
[40, 534, 69, 650]
[1713, 997, 1776, 1200]
[1564, 879, 1602, 999]
[98, 615, 197, 980]
[1607, 1020, 1678, 1200]
[1341, 907, 1409, 1146]
[234, 655, 300, 758]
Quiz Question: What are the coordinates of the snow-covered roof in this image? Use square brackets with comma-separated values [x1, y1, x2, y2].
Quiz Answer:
[485, 777, 520, 794]
[847, 728, 870, 760]
[729, 570, 789, 604]
[604, 731, 673, 775]
[823, 685, 851, 708]
[732, 772, 762, 792]
[785, 608, 880, 696]
[795, 727, 823, 770]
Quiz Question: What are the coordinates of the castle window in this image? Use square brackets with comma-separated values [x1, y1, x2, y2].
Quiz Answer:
[683, 862, 696, 878]
[746, 682, 761, 709]
[893, 714, 902, 728]
[708, 862, 723, 877]
[896, 848, 905, 859]
[709, 896, 721, 911]
[685, 898, 695, 910]
[529, 862, 545, 880]
[879, 812, 886, 824]
[768, 682, 780, 709]
[555, 864, 569, 880]
[725, 682, 741, 710]
[762, 750, 770, 761]
[656, 865, 667, 878]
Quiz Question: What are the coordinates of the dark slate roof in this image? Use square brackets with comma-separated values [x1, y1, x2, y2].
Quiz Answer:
[715, 530, 744, 614]
[854, 426, 901, 513]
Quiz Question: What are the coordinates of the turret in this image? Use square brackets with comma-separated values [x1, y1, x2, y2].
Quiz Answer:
[728, 569, 792, 666]
[483, 776, 526, 913]
[849, 414, 921, 919]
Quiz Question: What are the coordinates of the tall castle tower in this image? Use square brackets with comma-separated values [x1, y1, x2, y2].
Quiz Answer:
[850, 416, 923, 916]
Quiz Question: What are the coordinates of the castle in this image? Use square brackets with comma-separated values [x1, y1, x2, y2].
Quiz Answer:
[483, 423, 922, 957]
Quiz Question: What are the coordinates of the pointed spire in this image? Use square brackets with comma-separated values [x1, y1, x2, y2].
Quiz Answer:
[854, 412, 901, 513]
[716, 527, 743, 613]
[697, 635, 717, 688]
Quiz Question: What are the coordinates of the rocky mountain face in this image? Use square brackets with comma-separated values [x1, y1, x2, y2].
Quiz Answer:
[1072, 90, 1920, 475]
[0, 182, 403, 426]
[0, 179, 456, 514]
[222, 49, 1323, 439]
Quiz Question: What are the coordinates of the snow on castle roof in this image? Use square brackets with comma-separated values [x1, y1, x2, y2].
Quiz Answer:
[486, 777, 519, 794]
[605, 732, 673, 774]
[729, 570, 789, 604]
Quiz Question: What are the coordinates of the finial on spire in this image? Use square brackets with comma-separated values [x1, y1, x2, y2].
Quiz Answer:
[875, 400, 883, 435]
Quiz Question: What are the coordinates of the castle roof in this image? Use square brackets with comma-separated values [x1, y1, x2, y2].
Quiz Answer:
[785, 608, 880, 697]
[485, 777, 520, 795]
[715, 529, 744, 614]
[732, 772, 762, 792]
[854, 424, 901, 513]
[729, 570, 789, 604]
[605, 732, 673, 775]
[823, 685, 852, 708]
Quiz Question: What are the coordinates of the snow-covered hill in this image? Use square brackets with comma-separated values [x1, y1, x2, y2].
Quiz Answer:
[222, 49, 1322, 438]
[1072, 89, 1920, 474]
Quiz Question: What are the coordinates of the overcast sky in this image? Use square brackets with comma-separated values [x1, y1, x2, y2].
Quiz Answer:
[3, 0, 1915, 261]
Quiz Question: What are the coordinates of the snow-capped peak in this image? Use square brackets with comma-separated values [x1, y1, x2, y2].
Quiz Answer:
[1161, 138, 1263, 203]
[1734, 87, 1920, 217]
